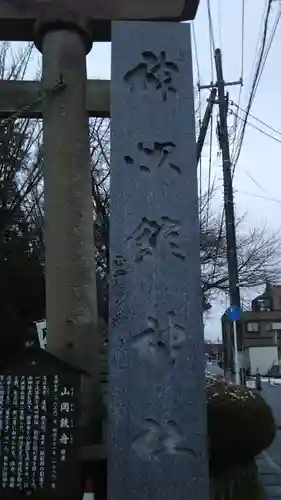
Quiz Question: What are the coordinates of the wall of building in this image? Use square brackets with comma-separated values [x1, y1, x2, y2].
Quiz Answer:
[242, 312, 281, 348]
[246, 346, 279, 376]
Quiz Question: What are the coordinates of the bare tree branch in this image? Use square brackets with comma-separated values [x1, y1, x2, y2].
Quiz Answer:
[2, 43, 281, 322]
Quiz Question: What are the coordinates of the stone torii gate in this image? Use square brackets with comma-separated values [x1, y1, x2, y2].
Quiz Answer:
[0, 1, 210, 498]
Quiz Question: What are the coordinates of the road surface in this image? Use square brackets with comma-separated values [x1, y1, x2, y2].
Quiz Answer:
[257, 382, 281, 499]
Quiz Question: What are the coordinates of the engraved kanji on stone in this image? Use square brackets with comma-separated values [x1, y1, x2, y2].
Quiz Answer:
[132, 419, 195, 462]
[124, 141, 181, 174]
[60, 433, 69, 445]
[126, 216, 185, 262]
[60, 417, 70, 428]
[132, 312, 187, 365]
[60, 402, 70, 412]
[60, 387, 70, 396]
[113, 255, 127, 278]
[124, 51, 179, 101]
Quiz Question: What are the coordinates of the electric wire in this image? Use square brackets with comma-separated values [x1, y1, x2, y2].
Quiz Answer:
[230, 101, 281, 137]
[206, 104, 214, 231]
[218, 0, 223, 56]
[230, 110, 281, 145]
[191, 21, 204, 227]
[232, 0, 275, 172]
[191, 21, 200, 85]
[209, 0, 279, 293]
[254, 4, 281, 95]
[203, 0, 218, 234]
[244, 170, 281, 205]
[209, 1, 244, 289]
[207, 0, 216, 82]
[199, 87, 203, 228]
[232, 0, 273, 165]
[205, 0, 224, 288]
[241, 0, 245, 81]
[231, 0, 267, 161]
[247, 0, 268, 91]
[238, 190, 281, 206]
[206, 0, 244, 290]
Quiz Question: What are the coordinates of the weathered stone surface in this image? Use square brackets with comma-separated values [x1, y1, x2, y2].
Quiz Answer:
[108, 21, 209, 500]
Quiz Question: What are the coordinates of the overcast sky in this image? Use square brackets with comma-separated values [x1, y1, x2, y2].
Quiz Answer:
[26, 0, 281, 339]
[87, 0, 281, 340]
[193, 0, 281, 339]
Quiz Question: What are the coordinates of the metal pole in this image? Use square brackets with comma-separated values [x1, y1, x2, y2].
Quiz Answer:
[41, 29, 101, 442]
[233, 320, 240, 385]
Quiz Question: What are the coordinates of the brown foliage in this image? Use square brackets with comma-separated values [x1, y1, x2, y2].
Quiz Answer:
[207, 379, 276, 467]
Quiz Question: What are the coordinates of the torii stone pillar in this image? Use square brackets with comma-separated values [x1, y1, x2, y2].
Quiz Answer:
[38, 24, 101, 442]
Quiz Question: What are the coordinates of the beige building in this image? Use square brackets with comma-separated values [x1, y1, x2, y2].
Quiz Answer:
[222, 283, 281, 375]
[243, 284, 281, 351]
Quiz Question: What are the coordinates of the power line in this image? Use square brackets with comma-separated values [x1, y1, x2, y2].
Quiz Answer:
[191, 21, 200, 85]
[238, 189, 281, 205]
[206, 104, 214, 230]
[218, 0, 223, 53]
[230, 110, 281, 144]
[241, 0, 245, 80]
[232, 0, 275, 171]
[230, 101, 281, 137]
[191, 20, 202, 215]
[244, 169, 281, 203]
[230, 86, 242, 160]
[247, 0, 269, 93]
[241, 169, 281, 206]
[201, 1, 275, 294]
[193, 21, 203, 225]
[254, 4, 281, 93]
[199, 88, 203, 227]
[230, 0, 268, 161]
[207, 0, 216, 82]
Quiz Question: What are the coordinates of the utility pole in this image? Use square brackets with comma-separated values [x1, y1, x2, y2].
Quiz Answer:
[199, 55, 243, 382]
[196, 87, 217, 166]
[214, 48, 241, 384]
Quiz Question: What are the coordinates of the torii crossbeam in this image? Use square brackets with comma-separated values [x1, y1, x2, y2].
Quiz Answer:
[0, 0, 200, 41]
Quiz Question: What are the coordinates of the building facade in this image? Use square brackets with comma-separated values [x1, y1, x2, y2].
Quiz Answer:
[222, 283, 281, 375]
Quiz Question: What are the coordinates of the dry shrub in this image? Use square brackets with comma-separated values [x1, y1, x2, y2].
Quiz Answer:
[207, 379, 276, 467]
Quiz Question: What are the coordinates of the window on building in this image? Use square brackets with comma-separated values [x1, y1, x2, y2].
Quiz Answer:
[265, 322, 281, 332]
[257, 299, 271, 312]
[247, 322, 259, 332]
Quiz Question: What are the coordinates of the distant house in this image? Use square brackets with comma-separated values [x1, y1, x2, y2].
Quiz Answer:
[204, 342, 223, 361]
[221, 283, 281, 376]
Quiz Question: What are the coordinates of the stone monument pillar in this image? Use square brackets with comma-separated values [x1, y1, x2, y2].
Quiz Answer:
[109, 21, 209, 500]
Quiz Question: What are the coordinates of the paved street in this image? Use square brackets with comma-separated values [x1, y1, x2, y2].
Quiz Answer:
[262, 382, 281, 429]
[257, 382, 281, 499]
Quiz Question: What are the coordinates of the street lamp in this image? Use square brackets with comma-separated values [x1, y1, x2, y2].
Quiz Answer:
[0, 0, 201, 41]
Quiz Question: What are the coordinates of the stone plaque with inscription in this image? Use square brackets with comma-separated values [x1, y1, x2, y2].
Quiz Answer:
[0, 348, 83, 500]
[108, 21, 209, 500]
